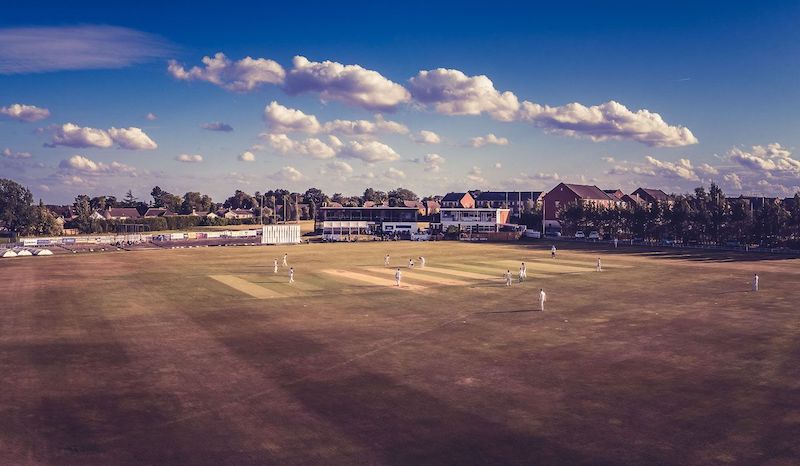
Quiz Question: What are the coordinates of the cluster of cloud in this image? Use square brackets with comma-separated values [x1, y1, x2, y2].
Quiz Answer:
[44, 123, 157, 150]
[412, 130, 441, 144]
[466, 166, 487, 185]
[2, 148, 32, 159]
[238, 151, 255, 162]
[0, 25, 173, 74]
[169, 53, 696, 147]
[175, 154, 203, 163]
[145, 112, 158, 121]
[263, 101, 410, 137]
[201, 121, 234, 132]
[468, 133, 509, 148]
[168, 52, 285, 92]
[412, 153, 445, 172]
[0, 103, 50, 122]
[58, 154, 137, 176]
[602, 144, 800, 196]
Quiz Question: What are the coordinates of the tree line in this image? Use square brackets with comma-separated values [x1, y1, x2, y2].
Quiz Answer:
[557, 184, 800, 248]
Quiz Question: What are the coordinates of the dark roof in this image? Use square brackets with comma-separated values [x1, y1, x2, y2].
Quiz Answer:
[441, 192, 466, 202]
[231, 209, 254, 215]
[633, 188, 670, 202]
[46, 205, 73, 217]
[622, 194, 647, 207]
[144, 207, 168, 217]
[320, 206, 419, 210]
[603, 189, 624, 199]
[476, 191, 543, 202]
[560, 184, 613, 200]
[106, 207, 141, 218]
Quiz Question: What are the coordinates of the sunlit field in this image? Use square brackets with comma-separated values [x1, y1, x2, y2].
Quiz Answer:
[2, 241, 799, 464]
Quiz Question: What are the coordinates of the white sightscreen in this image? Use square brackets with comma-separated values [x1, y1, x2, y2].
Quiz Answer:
[261, 224, 301, 244]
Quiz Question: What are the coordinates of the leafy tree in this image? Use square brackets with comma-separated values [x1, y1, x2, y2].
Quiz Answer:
[27, 200, 62, 236]
[151, 186, 165, 206]
[363, 188, 387, 204]
[72, 195, 94, 233]
[223, 190, 256, 210]
[387, 187, 418, 206]
[0, 178, 34, 233]
[180, 192, 214, 214]
[303, 187, 328, 220]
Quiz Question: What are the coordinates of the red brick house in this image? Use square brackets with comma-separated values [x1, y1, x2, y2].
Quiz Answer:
[541, 183, 617, 231]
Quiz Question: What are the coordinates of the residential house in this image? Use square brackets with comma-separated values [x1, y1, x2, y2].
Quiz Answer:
[440, 192, 475, 209]
[475, 191, 542, 216]
[143, 207, 176, 218]
[103, 208, 142, 220]
[541, 183, 618, 231]
[632, 188, 671, 206]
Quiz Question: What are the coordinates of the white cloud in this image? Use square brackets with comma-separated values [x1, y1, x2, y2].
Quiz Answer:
[518, 100, 698, 147]
[466, 166, 487, 185]
[413, 153, 445, 172]
[384, 167, 406, 180]
[285, 56, 411, 111]
[323, 115, 409, 136]
[46, 123, 157, 150]
[145, 112, 158, 121]
[272, 166, 304, 182]
[107, 127, 158, 150]
[494, 162, 502, 169]
[48, 123, 113, 148]
[324, 160, 354, 176]
[723, 173, 743, 190]
[408, 68, 520, 121]
[373, 115, 409, 134]
[201, 122, 233, 132]
[176, 154, 203, 163]
[0, 26, 173, 74]
[0, 103, 50, 122]
[2, 148, 32, 159]
[727, 143, 800, 175]
[264, 101, 321, 134]
[168, 52, 285, 92]
[263, 133, 338, 159]
[413, 130, 441, 144]
[340, 140, 400, 163]
[469, 133, 509, 147]
[58, 154, 136, 175]
[696, 163, 719, 175]
[644, 156, 699, 180]
[238, 151, 255, 162]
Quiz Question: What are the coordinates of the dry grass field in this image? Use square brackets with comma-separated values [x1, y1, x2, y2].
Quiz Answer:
[1, 241, 799, 465]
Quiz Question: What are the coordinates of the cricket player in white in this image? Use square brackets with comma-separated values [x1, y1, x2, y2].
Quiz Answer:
[384, 254, 390, 266]
[613, 238, 619, 248]
[419, 256, 426, 268]
[753, 273, 759, 292]
[288, 267, 294, 284]
[282, 253, 288, 267]
[504, 270, 512, 286]
[538, 288, 547, 311]
[273, 259, 278, 274]
[519, 262, 527, 282]
[395, 268, 402, 286]
[551, 245, 557, 258]
[596, 257, 602, 272]
[408, 258, 414, 269]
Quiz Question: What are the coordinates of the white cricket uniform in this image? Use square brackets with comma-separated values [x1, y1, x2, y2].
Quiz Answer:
[408, 260, 414, 269]
[273, 260, 278, 274]
[395, 270, 402, 286]
[282, 254, 288, 266]
[551, 246, 557, 258]
[420, 257, 426, 268]
[385, 255, 390, 266]
[519, 266, 525, 282]
[289, 269, 294, 283]
[539, 290, 547, 311]
[614, 238, 619, 248]
[753, 275, 759, 291]
[504, 272, 512, 286]
[596, 258, 602, 272]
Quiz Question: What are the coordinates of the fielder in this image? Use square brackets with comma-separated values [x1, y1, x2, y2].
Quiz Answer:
[419, 256, 426, 268]
[288, 267, 294, 284]
[753, 273, 759, 292]
[408, 258, 414, 269]
[538, 288, 547, 311]
[504, 270, 513, 287]
[613, 238, 619, 248]
[551, 245, 557, 259]
[395, 267, 402, 286]
[519, 262, 527, 282]
[273, 258, 278, 274]
[282, 253, 288, 267]
[596, 257, 602, 272]
[384, 254, 390, 266]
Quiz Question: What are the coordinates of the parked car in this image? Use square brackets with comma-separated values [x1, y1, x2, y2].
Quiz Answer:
[545, 231, 561, 238]
[524, 230, 542, 239]
[575, 231, 585, 238]
[588, 231, 600, 240]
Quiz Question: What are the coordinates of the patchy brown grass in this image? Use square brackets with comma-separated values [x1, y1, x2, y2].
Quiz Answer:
[1, 241, 799, 464]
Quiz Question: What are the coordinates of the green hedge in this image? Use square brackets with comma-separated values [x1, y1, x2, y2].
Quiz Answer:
[67, 215, 264, 233]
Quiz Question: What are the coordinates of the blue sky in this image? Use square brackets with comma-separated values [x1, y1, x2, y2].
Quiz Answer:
[2, 0, 800, 203]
